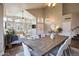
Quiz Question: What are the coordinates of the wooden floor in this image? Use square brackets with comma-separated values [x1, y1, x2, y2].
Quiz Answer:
[3, 44, 23, 56]
[3, 39, 79, 56]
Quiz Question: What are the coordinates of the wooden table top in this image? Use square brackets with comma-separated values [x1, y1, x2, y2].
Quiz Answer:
[22, 35, 68, 56]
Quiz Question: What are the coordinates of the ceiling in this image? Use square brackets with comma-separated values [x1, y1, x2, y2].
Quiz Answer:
[4, 3, 47, 9]
[24, 3, 47, 9]
[4, 3, 48, 18]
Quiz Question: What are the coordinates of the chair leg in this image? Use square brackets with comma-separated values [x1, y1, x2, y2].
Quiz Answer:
[63, 49, 70, 56]
[45, 53, 49, 56]
[66, 46, 72, 56]
[66, 48, 70, 56]
[68, 46, 72, 56]
[63, 50, 67, 56]
[65, 50, 68, 56]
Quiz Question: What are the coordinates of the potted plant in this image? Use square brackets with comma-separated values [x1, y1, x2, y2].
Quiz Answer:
[56, 27, 62, 33]
[5, 28, 16, 48]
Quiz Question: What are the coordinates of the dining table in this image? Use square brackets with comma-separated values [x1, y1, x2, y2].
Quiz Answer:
[21, 34, 68, 56]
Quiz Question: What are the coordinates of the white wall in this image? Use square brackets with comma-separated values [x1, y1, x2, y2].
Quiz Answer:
[0, 4, 4, 55]
[63, 3, 79, 14]
[44, 4, 62, 34]
[72, 14, 79, 34]
[26, 8, 44, 19]
[44, 3, 62, 26]
[63, 3, 79, 34]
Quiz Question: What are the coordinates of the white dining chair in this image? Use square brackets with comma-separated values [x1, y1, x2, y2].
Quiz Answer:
[22, 43, 31, 56]
[57, 39, 69, 56]
[49, 36, 71, 56]
[16, 43, 31, 56]
[57, 36, 72, 56]
[49, 42, 67, 56]
[65, 36, 72, 56]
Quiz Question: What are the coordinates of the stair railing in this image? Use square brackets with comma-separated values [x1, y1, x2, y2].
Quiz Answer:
[71, 26, 79, 37]
[72, 26, 79, 31]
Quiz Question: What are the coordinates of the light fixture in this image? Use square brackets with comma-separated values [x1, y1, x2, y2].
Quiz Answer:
[52, 3, 56, 7]
[48, 3, 56, 7]
[48, 3, 51, 6]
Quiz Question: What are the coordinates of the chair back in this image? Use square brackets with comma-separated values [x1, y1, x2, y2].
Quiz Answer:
[22, 43, 31, 56]
[57, 37, 71, 56]
[65, 36, 71, 46]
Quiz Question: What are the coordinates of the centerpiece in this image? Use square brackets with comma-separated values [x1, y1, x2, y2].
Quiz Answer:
[50, 25, 62, 39]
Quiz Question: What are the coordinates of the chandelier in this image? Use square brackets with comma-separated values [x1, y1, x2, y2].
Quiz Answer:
[48, 3, 56, 7]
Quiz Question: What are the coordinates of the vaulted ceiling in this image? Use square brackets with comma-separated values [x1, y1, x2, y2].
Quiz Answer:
[4, 3, 47, 9]
[4, 3, 48, 18]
